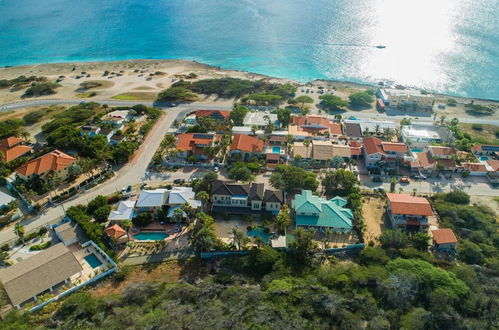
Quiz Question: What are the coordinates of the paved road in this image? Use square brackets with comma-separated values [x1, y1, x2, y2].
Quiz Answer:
[0, 99, 232, 112]
[0, 104, 229, 244]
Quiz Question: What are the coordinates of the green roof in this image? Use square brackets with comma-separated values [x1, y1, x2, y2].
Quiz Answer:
[293, 190, 352, 230]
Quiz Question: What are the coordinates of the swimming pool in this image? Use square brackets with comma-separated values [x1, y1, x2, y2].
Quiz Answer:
[247, 227, 272, 244]
[480, 156, 489, 161]
[272, 146, 281, 154]
[411, 148, 423, 153]
[133, 232, 169, 241]
[84, 254, 102, 268]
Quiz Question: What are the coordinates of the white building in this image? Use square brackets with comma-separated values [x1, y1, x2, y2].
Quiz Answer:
[401, 124, 450, 148]
[243, 111, 278, 129]
[378, 88, 434, 110]
[344, 119, 396, 137]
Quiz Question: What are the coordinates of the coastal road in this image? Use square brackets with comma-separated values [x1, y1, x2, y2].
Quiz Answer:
[0, 104, 230, 245]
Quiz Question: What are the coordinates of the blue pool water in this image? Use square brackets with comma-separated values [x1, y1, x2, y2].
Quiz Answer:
[411, 148, 423, 153]
[272, 146, 281, 154]
[84, 254, 102, 268]
[247, 227, 272, 244]
[480, 156, 489, 161]
[0, 0, 498, 100]
[133, 232, 168, 241]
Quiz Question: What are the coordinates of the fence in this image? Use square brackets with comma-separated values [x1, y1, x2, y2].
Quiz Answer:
[200, 251, 249, 258]
[324, 243, 365, 257]
[162, 161, 217, 169]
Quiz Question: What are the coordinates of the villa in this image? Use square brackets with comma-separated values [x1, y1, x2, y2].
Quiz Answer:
[108, 200, 136, 223]
[136, 189, 169, 213]
[0, 243, 83, 309]
[431, 228, 458, 252]
[377, 88, 434, 110]
[195, 109, 230, 122]
[471, 144, 499, 158]
[15, 150, 76, 181]
[230, 134, 264, 160]
[211, 180, 284, 215]
[291, 115, 343, 138]
[363, 137, 408, 169]
[386, 193, 434, 231]
[54, 221, 87, 247]
[176, 133, 219, 160]
[400, 124, 449, 148]
[243, 111, 278, 130]
[292, 190, 353, 232]
[0, 137, 33, 162]
[135, 187, 201, 219]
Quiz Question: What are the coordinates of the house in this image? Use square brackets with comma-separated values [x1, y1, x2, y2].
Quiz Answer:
[176, 133, 218, 160]
[167, 187, 201, 209]
[363, 137, 407, 169]
[230, 134, 264, 160]
[98, 128, 114, 142]
[291, 115, 342, 138]
[211, 180, 284, 214]
[243, 111, 278, 129]
[110, 134, 126, 146]
[0, 191, 16, 210]
[15, 150, 76, 181]
[108, 200, 136, 223]
[80, 125, 101, 138]
[292, 142, 313, 160]
[401, 124, 449, 148]
[292, 190, 353, 232]
[0, 137, 33, 162]
[386, 193, 434, 231]
[486, 160, 499, 185]
[344, 119, 396, 137]
[102, 110, 131, 128]
[0, 243, 83, 309]
[195, 110, 231, 122]
[349, 141, 363, 159]
[461, 162, 488, 176]
[104, 224, 128, 244]
[431, 228, 457, 252]
[344, 122, 362, 140]
[135, 189, 169, 213]
[471, 144, 499, 157]
[410, 150, 435, 173]
[54, 221, 87, 246]
[377, 88, 434, 110]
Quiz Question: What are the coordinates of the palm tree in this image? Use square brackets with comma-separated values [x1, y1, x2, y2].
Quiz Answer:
[439, 115, 447, 125]
[173, 208, 184, 228]
[390, 176, 397, 193]
[121, 219, 132, 242]
[374, 124, 381, 136]
[362, 127, 370, 137]
[14, 223, 25, 244]
[20, 131, 30, 143]
[274, 205, 291, 235]
[195, 191, 210, 212]
[181, 202, 194, 222]
[324, 227, 334, 244]
[253, 235, 266, 248]
[231, 227, 246, 250]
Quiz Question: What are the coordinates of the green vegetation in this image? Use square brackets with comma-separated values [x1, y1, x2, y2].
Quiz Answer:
[448, 120, 499, 151]
[0, 118, 24, 139]
[288, 95, 314, 108]
[229, 104, 249, 126]
[29, 241, 51, 251]
[66, 205, 111, 255]
[447, 98, 458, 106]
[23, 82, 61, 97]
[156, 86, 198, 102]
[0, 75, 46, 90]
[133, 212, 153, 227]
[348, 91, 374, 107]
[79, 81, 103, 90]
[270, 164, 319, 192]
[228, 162, 256, 182]
[275, 108, 291, 128]
[465, 103, 495, 116]
[319, 94, 348, 110]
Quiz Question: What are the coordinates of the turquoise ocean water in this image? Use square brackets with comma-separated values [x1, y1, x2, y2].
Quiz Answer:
[0, 0, 498, 99]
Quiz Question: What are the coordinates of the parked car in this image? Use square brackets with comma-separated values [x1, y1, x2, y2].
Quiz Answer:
[400, 176, 410, 183]
[173, 179, 185, 185]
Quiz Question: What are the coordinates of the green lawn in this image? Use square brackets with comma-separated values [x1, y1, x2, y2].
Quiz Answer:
[111, 92, 157, 101]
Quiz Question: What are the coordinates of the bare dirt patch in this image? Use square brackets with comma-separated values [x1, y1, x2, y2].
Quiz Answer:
[362, 195, 387, 244]
[90, 259, 209, 298]
[133, 85, 155, 90]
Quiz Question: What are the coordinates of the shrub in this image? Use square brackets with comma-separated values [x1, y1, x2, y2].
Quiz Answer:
[29, 241, 51, 251]
[23, 82, 61, 97]
[133, 212, 153, 227]
[471, 124, 483, 131]
[94, 205, 111, 223]
[447, 99, 457, 106]
[465, 103, 495, 116]
[358, 247, 389, 265]
[444, 190, 470, 204]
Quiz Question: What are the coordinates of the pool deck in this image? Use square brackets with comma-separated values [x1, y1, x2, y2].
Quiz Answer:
[69, 243, 109, 281]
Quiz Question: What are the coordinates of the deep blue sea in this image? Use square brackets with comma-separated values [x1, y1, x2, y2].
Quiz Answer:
[0, 0, 498, 99]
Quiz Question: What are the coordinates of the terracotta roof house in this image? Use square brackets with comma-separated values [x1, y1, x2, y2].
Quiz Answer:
[0, 243, 83, 308]
[487, 159, 499, 172]
[291, 115, 342, 137]
[195, 110, 230, 121]
[292, 190, 353, 232]
[363, 137, 408, 169]
[105, 224, 128, 243]
[0, 137, 33, 162]
[461, 162, 488, 176]
[176, 133, 218, 159]
[428, 146, 457, 159]
[211, 180, 284, 214]
[410, 150, 435, 172]
[471, 144, 499, 157]
[431, 228, 458, 252]
[15, 150, 76, 181]
[386, 193, 433, 231]
[349, 141, 363, 158]
[230, 134, 264, 160]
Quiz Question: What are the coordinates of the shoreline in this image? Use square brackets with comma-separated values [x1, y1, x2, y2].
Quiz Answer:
[1, 59, 498, 106]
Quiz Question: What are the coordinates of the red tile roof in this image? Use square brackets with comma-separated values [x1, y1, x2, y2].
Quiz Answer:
[382, 142, 408, 153]
[363, 137, 384, 155]
[386, 193, 434, 217]
[412, 151, 435, 169]
[462, 162, 487, 172]
[291, 115, 342, 135]
[176, 133, 216, 152]
[428, 146, 456, 157]
[15, 150, 75, 177]
[487, 160, 499, 171]
[230, 134, 264, 153]
[0, 137, 23, 148]
[431, 228, 457, 245]
[195, 110, 230, 120]
[104, 224, 127, 239]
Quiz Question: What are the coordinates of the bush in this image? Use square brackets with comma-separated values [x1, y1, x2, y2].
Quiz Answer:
[23, 82, 61, 97]
[380, 229, 409, 249]
[358, 247, 389, 265]
[133, 212, 153, 227]
[29, 241, 51, 251]
[458, 241, 484, 265]
[471, 124, 483, 131]
[447, 99, 457, 106]
[157, 87, 197, 102]
[348, 91, 373, 107]
[22, 110, 46, 124]
[465, 103, 495, 116]
[86, 195, 107, 215]
[94, 205, 111, 223]
[443, 190, 470, 204]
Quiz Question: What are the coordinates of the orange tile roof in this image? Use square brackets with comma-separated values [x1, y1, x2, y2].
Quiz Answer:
[230, 134, 264, 153]
[363, 137, 384, 155]
[104, 224, 127, 239]
[428, 146, 456, 157]
[0, 137, 23, 148]
[291, 115, 342, 135]
[15, 150, 75, 177]
[176, 133, 216, 152]
[0, 144, 33, 162]
[431, 228, 457, 245]
[382, 142, 408, 153]
[413, 151, 435, 168]
[462, 162, 487, 172]
[349, 141, 362, 148]
[487, 160, 499, 171]
[195, 110, 230, 119]
[386, 193, 434, 216]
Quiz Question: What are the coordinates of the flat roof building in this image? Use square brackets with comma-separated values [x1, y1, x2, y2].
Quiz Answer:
[401, 125, 449, 148]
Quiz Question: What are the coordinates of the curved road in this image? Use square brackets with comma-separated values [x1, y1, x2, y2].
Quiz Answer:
[0, 102, 231, 245]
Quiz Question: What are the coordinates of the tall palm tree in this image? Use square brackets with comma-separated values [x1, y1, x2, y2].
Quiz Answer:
[274, 205, 291, 235]
[231, 227, 245, 250]
[195, 191, 210, 212]
[14, 223, 25, 244]
[390, 177, 397, 193]
[362, 127, 370, 137]
[121, 220, 132, 242]
[20, 131, 30, 143]
[324, 227, 334, 244]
